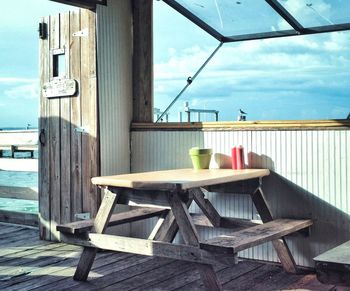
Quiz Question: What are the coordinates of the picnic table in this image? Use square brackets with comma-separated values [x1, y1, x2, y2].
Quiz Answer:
[58, 168, 312, 290]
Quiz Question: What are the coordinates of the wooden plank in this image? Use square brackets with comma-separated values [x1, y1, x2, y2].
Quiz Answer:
[168, 191, 223, 291]
[57, 207, 167, 234]
[73, 188, 119, 281]
[60, 232, 237, 266]
[251, 186, 298, 274]
[70, 10, 83, 220]
[132, 0, 153, 122]
[60, 12, 72, 225]
[7, 251, 128, 290]
[48, 14, 61, 242]
[80, 9, 100, 218]
[0, 210, 38, 227]
[91, 168, 270, 191]
[39, 16, 51, 241]
[314, 240, 350, 265]
[191, 187, 221, 227]
[131, 119, 350, 131]
[201, 219, 312, 254]
[314, 240, 350, 286]
[49, 255, 160, 290]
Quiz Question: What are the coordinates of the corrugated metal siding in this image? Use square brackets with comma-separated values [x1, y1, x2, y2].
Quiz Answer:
[131, 129, 350, 267]
[97, 0, 132, 176]
[96, 1, 132, 236]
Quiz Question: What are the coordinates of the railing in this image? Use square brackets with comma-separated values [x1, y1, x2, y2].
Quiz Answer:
[0, 129, 38, 158]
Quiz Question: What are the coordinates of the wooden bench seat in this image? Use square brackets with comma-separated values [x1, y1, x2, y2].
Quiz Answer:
[57, 207, 168, 234]
[314, 240, 350, 286]
[200, 218, 313, 254]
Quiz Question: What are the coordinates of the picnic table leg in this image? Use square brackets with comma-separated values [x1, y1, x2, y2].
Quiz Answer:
[152, 197, 193, 242]
[73, 188, 119, 281]
[168, 191, 223, 291]
[251, 185, 298, 274]
[190, 187, 221, 227]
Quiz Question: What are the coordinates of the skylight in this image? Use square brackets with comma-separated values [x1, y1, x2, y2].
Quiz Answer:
[163, 0, 350, 42]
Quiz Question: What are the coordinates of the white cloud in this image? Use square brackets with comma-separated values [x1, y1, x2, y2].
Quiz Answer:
[4, 81, 39, 100]
[154, 30, 350, 120]
[0, 77, 37, 84]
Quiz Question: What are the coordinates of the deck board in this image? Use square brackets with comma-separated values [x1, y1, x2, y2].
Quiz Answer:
[0, 222, 338, 291]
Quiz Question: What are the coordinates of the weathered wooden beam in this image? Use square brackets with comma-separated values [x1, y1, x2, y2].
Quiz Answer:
[168, 192, 223, 291]
[73, 189, 119, 281]
[132, 0, 153, 122]
[251, 187, 300, 273]
[191, 188, 221, 227]
[60, 232, 237, 267]
[200, 219, 313, 254]
[57, 207, 167, 234]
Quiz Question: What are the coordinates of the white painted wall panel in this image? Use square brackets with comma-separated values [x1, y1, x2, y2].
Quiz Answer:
[97, 0, 132, 176]
[131, 129, 350, 267]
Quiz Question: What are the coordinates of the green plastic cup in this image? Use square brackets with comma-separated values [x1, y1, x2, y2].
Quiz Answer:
[189, 147, 212, 169]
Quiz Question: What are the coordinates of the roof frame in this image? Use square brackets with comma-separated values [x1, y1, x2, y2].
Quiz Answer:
[163, 0, 350, 43]
[50, 0, 106, 10]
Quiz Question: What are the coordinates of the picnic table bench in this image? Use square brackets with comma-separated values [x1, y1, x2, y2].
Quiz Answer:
[57, 168, 312, 291]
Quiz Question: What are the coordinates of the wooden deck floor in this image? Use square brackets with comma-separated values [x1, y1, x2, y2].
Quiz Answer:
[0, 222, 346, 291]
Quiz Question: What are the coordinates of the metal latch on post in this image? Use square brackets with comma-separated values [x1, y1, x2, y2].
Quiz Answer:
[72, 28, 88, 37]
[74, 126, 89, 134]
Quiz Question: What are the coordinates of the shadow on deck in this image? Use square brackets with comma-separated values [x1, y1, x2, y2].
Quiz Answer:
[0, 222, 343, 291]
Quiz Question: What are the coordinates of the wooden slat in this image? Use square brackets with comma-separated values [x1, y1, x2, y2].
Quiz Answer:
[80, 9, 99, 217]
[57, 207, 167, 234]
[91, 168, 270, 191]
[60, 232, 237, 267]
[60, 12, 72, 225]
[49, 14, 61, 242]
[70, 10, 83, 219]
[39, 16, 51, 241]
[201, 219, 313, 254]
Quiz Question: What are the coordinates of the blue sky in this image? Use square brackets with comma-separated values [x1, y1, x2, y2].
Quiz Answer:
[0, 0, 349, 127]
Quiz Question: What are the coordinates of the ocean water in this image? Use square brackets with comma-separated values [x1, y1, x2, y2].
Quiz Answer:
[0, 197, 38, 213]
[0, 170, 38, 187]
[0, 128, 39, 213]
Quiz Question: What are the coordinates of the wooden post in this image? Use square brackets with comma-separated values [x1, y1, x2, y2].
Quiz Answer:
[132, 0, 153, 122]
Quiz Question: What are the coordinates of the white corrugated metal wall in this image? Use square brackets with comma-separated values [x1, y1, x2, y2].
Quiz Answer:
[96, 0, 132, 235]
[131, 129, 350, 267]
[97, 0, 132, 176]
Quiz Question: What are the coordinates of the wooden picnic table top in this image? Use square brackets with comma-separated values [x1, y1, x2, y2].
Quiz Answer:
[91, 168, 270, 191]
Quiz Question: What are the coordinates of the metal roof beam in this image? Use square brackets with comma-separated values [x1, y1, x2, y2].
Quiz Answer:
[265, 0, 304, 33]
[50, 0, 106, 10]
[163, 0, 224, 42]
[224, 23, 350, 43]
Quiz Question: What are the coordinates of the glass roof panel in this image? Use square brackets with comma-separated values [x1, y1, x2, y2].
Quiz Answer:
[173, 0, 294, 37]
[277, 0, 350, 27]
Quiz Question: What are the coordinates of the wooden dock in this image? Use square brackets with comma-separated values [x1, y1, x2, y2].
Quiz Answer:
[0, 222, 340, 291]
